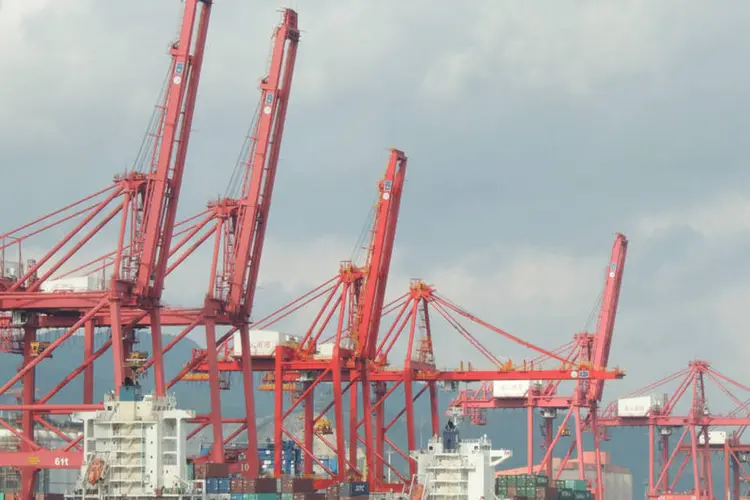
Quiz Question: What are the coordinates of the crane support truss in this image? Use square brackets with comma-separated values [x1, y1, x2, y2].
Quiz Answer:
[446, 233, 628, 499]
[183, 277, 622, 492]
[0, 3, 634, 497]
[0, 8, 305, 490]
[597, 360, 750, 499]
[0, 2, 214, 498]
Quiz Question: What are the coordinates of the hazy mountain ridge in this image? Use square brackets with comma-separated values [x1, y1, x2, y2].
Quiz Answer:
[0, 332, 721, 498]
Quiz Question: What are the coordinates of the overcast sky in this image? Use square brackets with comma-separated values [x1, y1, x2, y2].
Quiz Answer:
[2, 0, 750, 405]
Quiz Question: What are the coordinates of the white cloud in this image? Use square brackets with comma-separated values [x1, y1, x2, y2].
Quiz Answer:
[420, 244, 607, 368]
[0, 0, 707, 142]
[635, 192, 750, 239]
[243, 233, 609, 368]
[2, 0, 750, 420]
[420, 0, 699, 99]
[0, 0, 53, 49]
[256, 234, 354, 295]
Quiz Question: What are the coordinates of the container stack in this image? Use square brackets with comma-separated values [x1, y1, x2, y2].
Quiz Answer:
[555, 479, 591, 500]
[229, 477, 278, 499]
[495, 474, 592, 499]
[195, 462, 231, 500]
[279, 477, 322, 500]
[1, 495, 65, 500]
[338, 481, 369, 500]
[205, 476, 231, 497]
[323, 483, 340, 500]
[258, 441, 302, 476]
[194, 462, 230, 481]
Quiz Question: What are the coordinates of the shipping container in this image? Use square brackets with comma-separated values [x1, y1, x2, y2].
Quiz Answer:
[39, 275, 103, 292]
[315, 343, 336, 359]
[324, 484, 340, 500]
[492, 380, 541, 398]
[279, 477, 314, 493]
[698, 430, 727, 445]
[195, 462, 231, 479]
[616, 395, 663, 417]
[257, 443, 301, 476]
[232, 330, 291, 357]
[247, 477, 278, 493]
[233, 494, 280, 500]
[340, 481, 369, 496]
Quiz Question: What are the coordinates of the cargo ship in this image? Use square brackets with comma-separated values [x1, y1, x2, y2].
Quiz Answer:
[408, 418, 512, 499]
[58, 381, 612, 499]
[64, 380, 203, 499]
[58, 383, 394, 500]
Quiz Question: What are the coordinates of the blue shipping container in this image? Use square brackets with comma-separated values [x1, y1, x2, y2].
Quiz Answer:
[218, 477, 231, 493]
[320, 457, 338, 474]
[206, 478, 219, 494]
[231, 494, 244, 500]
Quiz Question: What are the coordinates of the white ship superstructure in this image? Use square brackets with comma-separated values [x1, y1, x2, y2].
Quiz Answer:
[66, 382, 203, 499]
[410, 419, 512, 500]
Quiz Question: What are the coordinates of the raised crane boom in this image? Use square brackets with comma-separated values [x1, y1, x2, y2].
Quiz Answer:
[192, 8, 300, 469]
[586, 232, 628, 402]
[132, 0, 213, 301]
[224, 9, 299, 318]
[354, 149, 408, 359]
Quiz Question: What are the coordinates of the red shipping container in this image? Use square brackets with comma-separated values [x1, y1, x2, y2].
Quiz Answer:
[281, 477, 315, 493]
[247, 477, 278, 493]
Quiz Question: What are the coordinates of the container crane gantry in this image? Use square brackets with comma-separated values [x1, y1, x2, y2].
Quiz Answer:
[446, 233, 628, 499]
[7, 10, 302, 477]
[0, 2, 213, 498]
[187, 166, 625, 492]
[598, 360, 750, 499]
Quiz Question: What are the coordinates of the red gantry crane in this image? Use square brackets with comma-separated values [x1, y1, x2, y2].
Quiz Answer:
[446, 233, 628, 499]
[169, 8, 300, 469]
[0, 8, 302, 479]
[186, 158, 626, 492]
[0, 2, 213, 498]
[0, 2, 626, 496]
[599, 360, 750, 499]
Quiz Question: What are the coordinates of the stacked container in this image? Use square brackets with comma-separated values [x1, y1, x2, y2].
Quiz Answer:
[338, 481, 369, 500]
[556, 479, 591, 500]
[323, 484, 340, 500]
[258, 441, 302, 476]
[194, 462, 230, 480]
[194, 462, 231, 500]
[2, 495, 65, 500]
[496, 474, 591, 499]
[227, 477, 280, 499]
[279, 477, 321, 500]
[186, 459, 196, 480]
